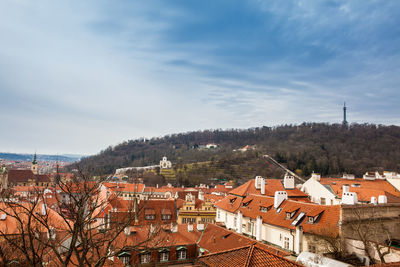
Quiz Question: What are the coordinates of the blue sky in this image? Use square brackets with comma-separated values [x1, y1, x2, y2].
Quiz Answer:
[1, 0, 400, 155]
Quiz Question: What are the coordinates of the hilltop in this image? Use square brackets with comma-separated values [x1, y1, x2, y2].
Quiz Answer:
[77, 123, 400, 184]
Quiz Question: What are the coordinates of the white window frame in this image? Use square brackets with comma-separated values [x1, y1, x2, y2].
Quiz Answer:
[177, 249, 187, 260]
[140, 253, 151, 264]
[159, 251, 169, 262]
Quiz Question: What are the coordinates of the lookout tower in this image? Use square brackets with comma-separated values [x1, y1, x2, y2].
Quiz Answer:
[342, 102, 348, 127]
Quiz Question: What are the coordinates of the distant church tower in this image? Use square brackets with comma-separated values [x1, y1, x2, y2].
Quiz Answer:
[31, 153, 38, 175]
[342, 102, 348, 127]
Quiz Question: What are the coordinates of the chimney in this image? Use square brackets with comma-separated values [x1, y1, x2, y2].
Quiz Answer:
[370, 197, 377, 205]
[236, 211, 242, 234]
[284, 173, 295, 189]
[255, 176, 262, 189]
[256, 216, 262, 241]
[311, 173, 321, 181]
[197, 223, 205, 231]
[156, 184, 159, 188]
[342, 192, 358, 205]
[188, 224, 193, 232]
[260, 177, 265, 195]
[295, 226, 303, 255]
[342, 184, 350, 193]
[41, 204, 47, 216]
[378, 195, 387, 204]
[274, 191, 288, 209]
[170, 222, 178, 233]
[343, 173, 355, 180]
[198, 190, 204, 201]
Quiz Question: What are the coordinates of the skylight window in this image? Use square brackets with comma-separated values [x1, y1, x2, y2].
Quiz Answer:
[291, 212, 305, 226]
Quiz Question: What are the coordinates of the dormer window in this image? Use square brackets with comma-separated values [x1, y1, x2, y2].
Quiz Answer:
[259, 205, 271, 213]
[230, 197, 237, 204]
[242, 199, 252, 207]
[285, 209, 298, 219]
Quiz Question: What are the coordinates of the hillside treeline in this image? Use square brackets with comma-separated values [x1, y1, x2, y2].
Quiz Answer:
[77, 123, 400, 181]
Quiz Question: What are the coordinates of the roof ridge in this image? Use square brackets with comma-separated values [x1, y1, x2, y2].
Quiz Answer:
[197, 244, 251, 258]
[244, 243, 255, 267]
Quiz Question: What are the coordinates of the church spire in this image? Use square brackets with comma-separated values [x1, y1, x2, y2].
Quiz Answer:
[32, 152, 38, 165]
[31, 152, 38, 174]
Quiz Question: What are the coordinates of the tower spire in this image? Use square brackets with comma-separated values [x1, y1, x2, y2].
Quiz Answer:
[342, 102, 348, 127]
[32, 152, 37, 165]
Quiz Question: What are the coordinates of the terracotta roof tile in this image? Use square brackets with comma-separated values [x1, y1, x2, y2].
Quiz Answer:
[229, 179, 308, 199]
[320, 178, 400, 202]
[197, 243, 303, 267]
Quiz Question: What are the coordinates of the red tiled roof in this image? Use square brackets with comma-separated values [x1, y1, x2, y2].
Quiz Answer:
[196, 223, 289, 256]
[238, 195, 340, 238]
[214, 195, 243, 213]
[197, 243, 302, 267]
[7, 169, 34, 182]
[229, 179, 308, 198]
[320, 178, 400, 202]
[103, 182, 145, 193]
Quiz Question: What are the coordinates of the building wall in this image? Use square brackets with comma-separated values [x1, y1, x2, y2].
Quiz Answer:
[301, 178, 339, 205]
[341, 204, 400, 243]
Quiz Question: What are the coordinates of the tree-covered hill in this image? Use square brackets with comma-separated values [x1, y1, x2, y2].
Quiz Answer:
[78, 123, 400, 181]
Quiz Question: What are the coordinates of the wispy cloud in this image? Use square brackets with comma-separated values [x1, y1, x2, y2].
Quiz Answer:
[0, 0, 399, 154]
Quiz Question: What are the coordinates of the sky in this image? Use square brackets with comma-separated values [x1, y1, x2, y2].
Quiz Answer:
[1, 0, 400, 155]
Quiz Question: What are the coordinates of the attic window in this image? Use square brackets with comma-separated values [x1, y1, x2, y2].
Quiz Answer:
[351, 184, 361, 188]
[307, 214, 321, 224]
[229, 197, 237, 204]
[259, 206, 271, 213]
[331, 182, 336, 185]
[242, 199, 252, 207]
[286, 209, 298, 219]
[276, 208, 282, 213]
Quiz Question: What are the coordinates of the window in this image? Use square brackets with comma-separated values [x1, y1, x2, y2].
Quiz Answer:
[159, 251, 169, 262]
[308, 245, 316, 253]
[145, 214, 155, 220]
[161, 214, 171, 220]
[259, 206, 271, 213]
[120, 255, 130, 265]
[242, 199, 252, 207]
[320, 197, 326, 205]
[308, 216, 314, 223]
[140, 253, 151, 264]
[177, 249, 187, 260]
[217, 210, 220, 219]
[284, 237, 290, 250]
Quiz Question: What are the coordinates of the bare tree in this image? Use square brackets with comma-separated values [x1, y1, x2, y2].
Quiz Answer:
[0, 164, 163, 267]
[342, 205, 397, 264]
